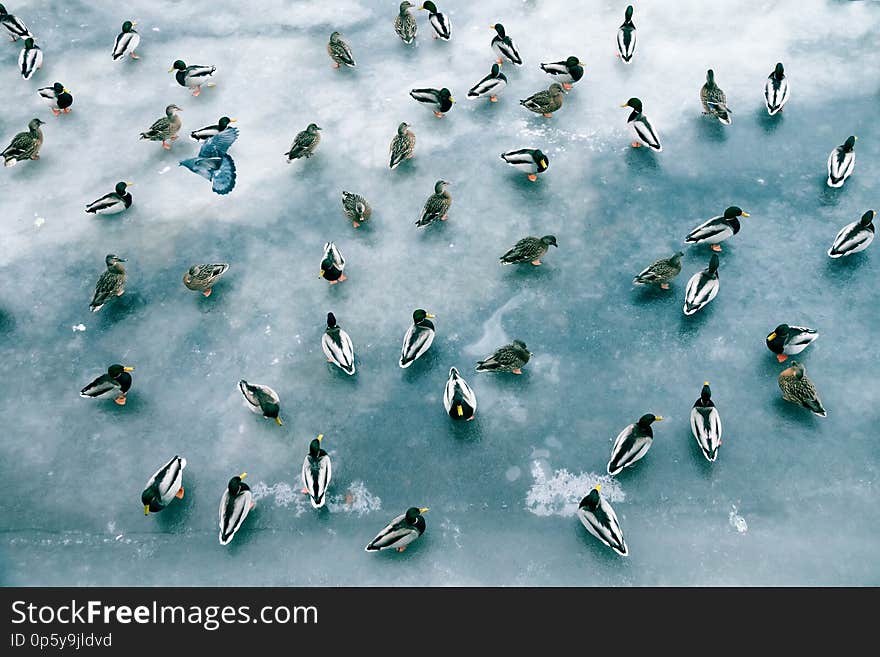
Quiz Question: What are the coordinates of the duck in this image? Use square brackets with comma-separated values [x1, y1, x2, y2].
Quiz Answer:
[828, 209, 875, 258]
[238, 380, 283, 425]
[169, 60, 216, 96]
[540, 56, 584, 91]
[499, 235, 557, 265]
[500, 148, 549, 182]
[365, 507, 429, 552]
[139, 104, 183, 150]
[301, 434, 332, 509]
[394, 1, 418, 44]
[18, 37, 41, 80]
[520, 83, 564, 118]
[2, 118, 44, 167]
[421, 2, 450, 40]
[80, 364, 135, 405]
[467, 63, 507, 102]
[826, 136, 856, 188]
[37, 82, 73, 116]
[766, 324, 819, 362]
[179, 127, 238, 195]
[490, 23, 522, 65]
[389, 122, 416, 169]
[475, 340, 531, 374]
[183, 263, 230, 297]
[322, 312, 355, 375]
[410, 87, 454, 118]
[684, 206, 750, 252]
[0, 3, 31, 41]
[616, 5, 636, 63]
[89, 254, 127, 312]
[607, 414, 662, 475]
[218, 473, 254, 545]
[778, 361, 826, 417]
[142, 455, 186, 515]
[327, 31, 356, 68]
[112, 20, 140, 60]
[399, 309, 435, 368]
[191, 116, 236, 141]
[85, 181, 133, 215]
[621, 97, 661, 151]
[577, 485, 628, 556]
[319, 242, 346, 284]
[444, 366, 476, 421]
[341, 191, 371, 228]
[632, 251, 683, 289]
[690, 382, 722, 462]
[416, 180, 452, 227]
[683, 253, 720, 316]
[764, 62, 789, 115]
[286, 123, 321, 161]
[700, 69, 732, 125]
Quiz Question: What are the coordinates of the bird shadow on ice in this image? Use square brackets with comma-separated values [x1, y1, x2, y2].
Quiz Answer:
[502, 263, 558, 284]
[755, 107, 783, 134]
[476, 370, 532, 392]
[323, 363, 359, 388]
[772, 397, 822, 426]
[623, 146, 660, 173]
[822, 252, 870, 281]
[631, 284, 676, 307]
[695, 116, 728, 144]
[93, 292, 147, 323]
[0, 307, 16, 335]
[154, 480, 197, 534]
[687, 440, 717, 479]
[445, 417, 483, 443]
[401, 348, 441, 380]
[678, 303, 716, 335]
[817, 183, 845, 208]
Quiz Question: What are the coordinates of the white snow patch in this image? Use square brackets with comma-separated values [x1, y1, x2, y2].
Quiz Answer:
[72, 324, 86, 332]
[34, 216, 45, 227]
[326, 480, 382, 515]
[251, 480, 381, 517]
[505, 465, 521, 481]
[729, 505, 748, 534]
[525, 460, 625, 517]
[158, 166, 170, 174]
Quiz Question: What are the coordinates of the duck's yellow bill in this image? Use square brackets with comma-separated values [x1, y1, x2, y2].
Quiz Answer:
[275, 417, 284, 426]
[595, 484, 602, 491]
[741, 212, 750, 217]
[124, 366, 135, 372]
[767, 333, 776, 341]
[239, 472, 248, 479]
[456, 405, 463, 416]
[143, 505, 150, 516]
[317, 433, 324, 441]
[419, 507, 430, 513]
[655, 416, 664, 421]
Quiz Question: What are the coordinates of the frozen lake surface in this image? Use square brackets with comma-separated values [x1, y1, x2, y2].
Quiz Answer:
[1, 0, 878, 585]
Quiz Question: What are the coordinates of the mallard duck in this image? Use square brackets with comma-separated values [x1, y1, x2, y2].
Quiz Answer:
[89, 254, 127, 312]
[499, 235, 557, 266]
[616, 5, 636, 63]
[577, 485, 628, 556]
[467, 63, 507, 102]
[389, 122, 416, 169]
[238, 380, 283, 425]
[301, 434, 331, 509]
[18, 37, 41, 79]
[421, 2, 450, 40]
[683, 253, 720, 316]
[218, 473, 254, 545]
[444, 366, 476, 421]
[37, 82, 73, 116]
[490, 23, 521, 65]
[85, 181, 133, 215]
[766, 324, 819, 362]
[475, 340, 531, 374]
[169, 60, 216, 96]
[399, 309, 435, 368]
[365, 507, 429, 552]
[690, 382, 722, 462]
[191, 116, 236, 141]
[2, 118, 44, 167]
[80, 364, 135, 405]
[0, 3, 31, 41]
[286, 123, 321, 161]
[684, 206, 750, 251]
[183, 263, 229, 297]
[607, 414, 662, 475]
[416, 180, 451, 227]
[327, 31, 356, 68]
[540, 56, 584, 91]
[179, 127, 238, 195]
[778, 361, 826, 417]
[632, 251, 683, 289]
[520, 83, 564, 118]
[322, 312, 355, 375]
[139, 104, 182, 150]
[394, 1, 418, 44]
[410, 87, 454, 118]
[764, 62, 789, 115]
[112, 20, 140, 60]
[828, 209, 875, 258]
[826, 136, 856, 188]
[341, 191, 371, 228]
[621, 97, 661, 151]
[500, 148, 548, 182]
[700, 69, 732, 125]
[142, 455, 186, 515]
[319, 242, 346, 284]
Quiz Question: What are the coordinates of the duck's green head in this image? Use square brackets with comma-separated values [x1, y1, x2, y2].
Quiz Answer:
[413, 308, 435, 323]
[115, 181, 133, 195]
[440, 87, 454, 102]
[724, 206, 749, 219]
[218, 116, 236, 129]
[52, 82, 64, 94]
[405, 507, 428, 523]
[490, 63, 501, 76]
[491, 23, 506, 38]
[0, 5, 7, 17]
[621, 97, 643, 113]
[541, 235, 558, 248]
[638, 413, 662, 427]
[860, 210, 876, 226]
[262, 401, 282, 425]
[701, 381, 712, 401]
[533, 149, 548, 167]
[170, 60, 186, 72]
[566, 56, 580, 68]
[309, 434, 324, 457]
[625, 5, 634, 21]
[580, 486, 601, 510]
[326, 312, 338, 328]
[24, 37, 35, 48]
[708, 253, 720, 274]
[773, 62, 784, 78]
[706, 69, 715, 83]
[141, 485, 159, 515]
[122, 20, 136, 33]
[108, 364, 135, 378]
[843, 136, 856, 151]
[420, 1, 438, 13]
[228, 473, 248, 495]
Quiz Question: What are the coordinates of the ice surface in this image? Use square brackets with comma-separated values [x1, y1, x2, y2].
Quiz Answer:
[1, 1, 879, 586]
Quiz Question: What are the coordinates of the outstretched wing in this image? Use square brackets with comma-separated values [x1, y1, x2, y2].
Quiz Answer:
[179, 156, 220, 182]
[212, 155, 237, 195]
[199, 127, 239, 158]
